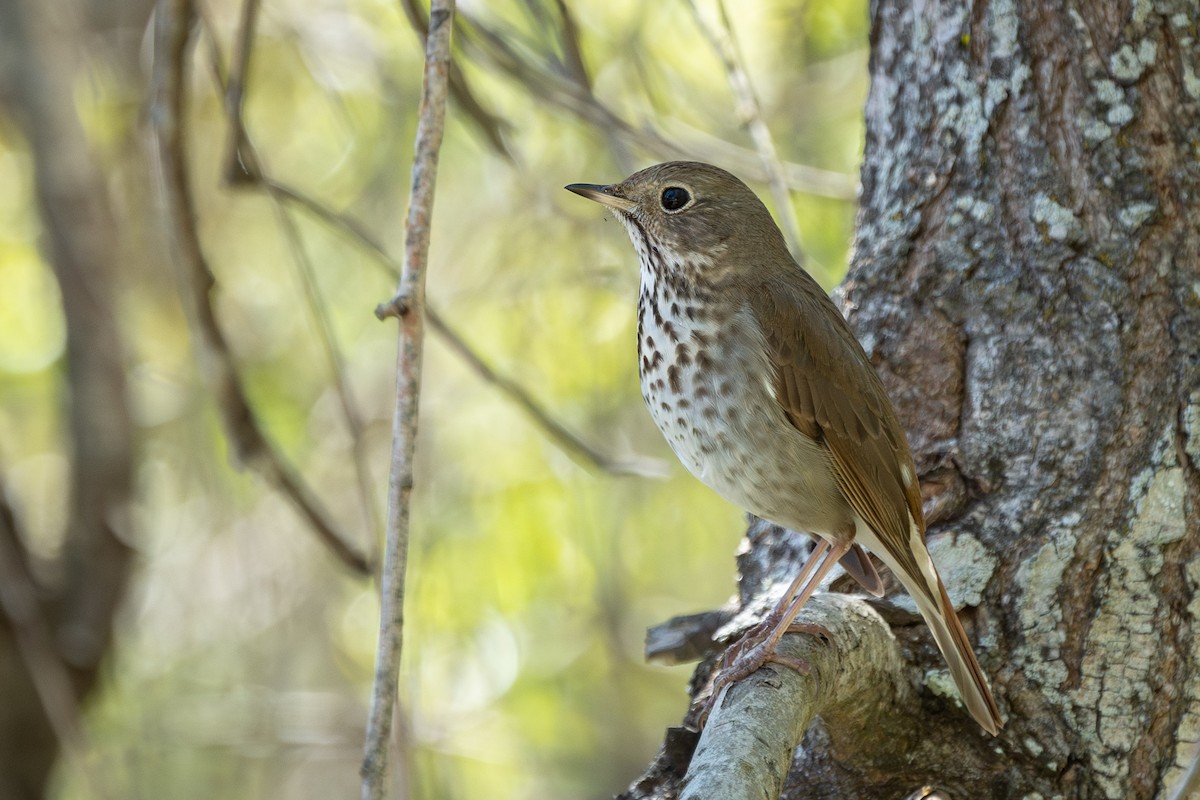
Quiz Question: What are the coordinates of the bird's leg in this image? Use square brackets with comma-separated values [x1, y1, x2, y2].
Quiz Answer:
[695, 539, 851, 726]
[716, 539, 830, 663]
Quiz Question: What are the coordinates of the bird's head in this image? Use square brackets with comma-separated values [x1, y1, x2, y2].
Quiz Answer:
[566, 161, 791, 287]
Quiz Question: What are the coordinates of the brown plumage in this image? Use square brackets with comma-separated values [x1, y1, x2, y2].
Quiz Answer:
[566, 161, 1002, 735]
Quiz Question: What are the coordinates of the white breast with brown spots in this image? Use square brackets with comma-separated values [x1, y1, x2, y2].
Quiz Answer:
[636, 272, 850, 540]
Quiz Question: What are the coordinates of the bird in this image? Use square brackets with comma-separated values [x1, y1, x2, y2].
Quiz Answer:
[565, 161, 1002, 735]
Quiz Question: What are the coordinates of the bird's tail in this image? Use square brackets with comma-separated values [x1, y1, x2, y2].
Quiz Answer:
[909, 572, 1004, 736]
[857, 514, 1004, 735]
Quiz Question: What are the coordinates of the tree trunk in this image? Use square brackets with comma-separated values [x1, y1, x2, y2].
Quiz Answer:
[627, 1, 1200, 797]
[0, 1, 137, 796]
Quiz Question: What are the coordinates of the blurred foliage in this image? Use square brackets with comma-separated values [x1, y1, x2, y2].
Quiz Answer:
[0, 0, 868, 796]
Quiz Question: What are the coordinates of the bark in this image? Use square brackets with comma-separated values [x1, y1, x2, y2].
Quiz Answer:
[627, 0, 1200, 798]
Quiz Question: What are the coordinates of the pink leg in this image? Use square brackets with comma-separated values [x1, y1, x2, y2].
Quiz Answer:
[760, 540, 832, 631]
[696, 539, 852, 726]
[759, 539, 850, 653]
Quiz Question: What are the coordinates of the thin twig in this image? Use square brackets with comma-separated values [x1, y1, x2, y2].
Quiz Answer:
[427, 311, 668, 477]
[397, 0, 511, 160]
[553, 0, 591, 92]
[258, 177, 665, 477]
[548, 0, 632, 171]
[221, 0, 260, 183]
[269, 199, 385, 553]
[454, 9, 857, 199]
[360, 2, 454, 798]
[668, 118, 859, 201]
[686, 0, 806, 266]
[151, 0, 371, 575]
[198, 0, 663, 484]
[204, 0, 384, 557]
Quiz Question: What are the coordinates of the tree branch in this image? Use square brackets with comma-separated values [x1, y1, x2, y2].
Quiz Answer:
[0, 0, 136, 793]
[0, 483, 101, 797]
[360, 1, 454, 797]
[681, 594, 912, 800]
[454, 10, 857, 200]
[243, 176, 666, 477]
[397, 0, 511, 160]
[151, 0, 371, 575]
[220, 0, 260, 183]
[427, 311, 668, 477]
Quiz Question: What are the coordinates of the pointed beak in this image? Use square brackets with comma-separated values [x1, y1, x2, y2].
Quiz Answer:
[564, 183, 638, 213]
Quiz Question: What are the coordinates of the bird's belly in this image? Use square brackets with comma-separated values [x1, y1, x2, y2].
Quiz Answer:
[639, 317, 849, 537]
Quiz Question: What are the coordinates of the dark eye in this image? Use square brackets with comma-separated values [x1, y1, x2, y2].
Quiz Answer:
[660, 186, 690, 211]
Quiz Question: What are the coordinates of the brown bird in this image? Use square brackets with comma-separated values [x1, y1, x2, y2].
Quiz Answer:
[566, 161, 1002, 735]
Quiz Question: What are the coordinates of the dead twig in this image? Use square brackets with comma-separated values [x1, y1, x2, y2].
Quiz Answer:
[255, 178, 666, 477]
[427, 310, 668, 477]
[398, 0, 511, 160]
[454, 9, 856, 199]
[220, 0, 260, 183]
[202, 0, 385, 558]
[151, 0, 371, 575]
[360, 2, 454, 798]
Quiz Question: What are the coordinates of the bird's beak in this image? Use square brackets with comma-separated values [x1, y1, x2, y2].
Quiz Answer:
[565, 183, 638, 213]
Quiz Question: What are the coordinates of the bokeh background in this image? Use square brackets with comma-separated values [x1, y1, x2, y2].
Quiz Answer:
[0, 0, 869, 797]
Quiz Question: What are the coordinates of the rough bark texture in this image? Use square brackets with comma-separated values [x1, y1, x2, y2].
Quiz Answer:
[627, 1, 1200, 798]
[834, 0, 1200, 796]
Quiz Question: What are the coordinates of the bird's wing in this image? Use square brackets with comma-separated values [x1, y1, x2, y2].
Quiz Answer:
[755, 275, 1003, 734]
[755, 276, 932, 604]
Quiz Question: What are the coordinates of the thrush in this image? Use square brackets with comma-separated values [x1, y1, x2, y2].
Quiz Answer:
[566, 161, 1002, 735]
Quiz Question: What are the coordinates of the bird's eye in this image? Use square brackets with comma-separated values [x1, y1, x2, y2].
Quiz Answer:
[660, 186, 691, 212]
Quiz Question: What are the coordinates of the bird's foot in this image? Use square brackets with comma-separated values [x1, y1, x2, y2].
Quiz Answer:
[690, 619, 832, 729]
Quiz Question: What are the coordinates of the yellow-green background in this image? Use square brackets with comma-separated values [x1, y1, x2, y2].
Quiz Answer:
[0, 0, 868, 796]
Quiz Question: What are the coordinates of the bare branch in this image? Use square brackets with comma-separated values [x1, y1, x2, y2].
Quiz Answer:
[200, 0, 383, 558]
[151, 0, 371, 575]
[220, 0, 260, 183]
[455, 10, 856, 200]
[553, 0, 591, 92]
[686, 0, 807, 266]
[360, 1, 454, 797]
[270, 200, 384, 552]
[254, 178, 665, 477]
[679, 594, 911, 799]
[262, 178, 394, 272]
[668, 119, 859, 201]
[427, 311, 668, 477]
[0, 0, 136, 793]
[398, 0, 511, 160]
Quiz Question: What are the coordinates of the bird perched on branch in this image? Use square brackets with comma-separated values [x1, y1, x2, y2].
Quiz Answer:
[567, 161, 1002, 735]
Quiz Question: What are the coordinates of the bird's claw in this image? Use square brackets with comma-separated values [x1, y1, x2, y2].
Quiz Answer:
[689, 621, 832, 729]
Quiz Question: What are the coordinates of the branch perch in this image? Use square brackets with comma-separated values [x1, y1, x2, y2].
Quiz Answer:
[629, 524, 1009, 798]
[680, 594, 912, 799]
